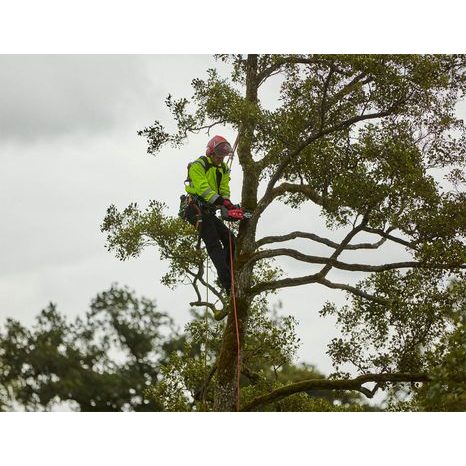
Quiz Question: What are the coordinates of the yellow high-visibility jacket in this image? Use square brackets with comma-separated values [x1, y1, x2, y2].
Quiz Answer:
[185, 156, 231, 204]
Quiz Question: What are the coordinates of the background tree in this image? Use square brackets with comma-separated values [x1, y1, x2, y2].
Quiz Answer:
[0, 285, 177, 411]
[103, 54, 466, 411]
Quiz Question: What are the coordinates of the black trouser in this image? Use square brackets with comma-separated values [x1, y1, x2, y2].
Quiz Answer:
[185, 203, 235, 291]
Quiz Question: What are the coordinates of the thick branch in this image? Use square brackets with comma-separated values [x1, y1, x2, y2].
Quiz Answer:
[269, 182, 324, 206]
[256, 230, 386, 250]
[189, 301, 219, 314]
[250, 274, 386, 304]
[193, 363, 217, 402]
[241, 367, 264, 385]
[249, 247, 421, 273]
[362, 227, 418, 249]
[241, 372, 430, 411]
[328, 73, 372, 106]
[186, 268, 223, 301]
[256, 55, 320, 85]
[317, 214, 369, 277]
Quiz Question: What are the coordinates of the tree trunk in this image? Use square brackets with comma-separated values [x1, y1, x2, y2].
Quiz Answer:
[213, 290, 250, 411]
[213, 54, 259, 411]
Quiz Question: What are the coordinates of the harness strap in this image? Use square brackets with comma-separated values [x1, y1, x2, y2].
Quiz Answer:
[186, 195, 204, 249]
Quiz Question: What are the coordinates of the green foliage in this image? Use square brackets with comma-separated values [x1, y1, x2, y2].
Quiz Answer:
[101, 201, 204, 289]
[110, 55, 466, 410]
[411, 281, 466, 411]
[0, 285, 177, 411]
[147, 301, 302, 411]
[147, 302, 374, 411]
[322, 273, 466, 409]
[239, 364, 369, 412]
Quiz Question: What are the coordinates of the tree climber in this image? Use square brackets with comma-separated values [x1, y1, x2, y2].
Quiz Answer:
[181, 135, 244, 294]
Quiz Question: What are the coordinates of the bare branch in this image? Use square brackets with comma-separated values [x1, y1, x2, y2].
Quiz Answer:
[314, 277, 388, 304]
[193, 362, 217, 402]
[317, 214, 369, 277]
[186, 268, 223, 301]
[249, 247, 421, 273]
[249, 273, 386, 304]
[269, 182, 324, 206]
[193, 120, 227, 135]
[362, 227, 419, 249]
[189, 301, 219, 314]
[249, 273, 319, 295]
[241, 372, 430, 411]
[256, 230, 386, 250]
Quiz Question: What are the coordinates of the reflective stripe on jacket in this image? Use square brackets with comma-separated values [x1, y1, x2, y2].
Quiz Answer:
[185, 156, 231, 204]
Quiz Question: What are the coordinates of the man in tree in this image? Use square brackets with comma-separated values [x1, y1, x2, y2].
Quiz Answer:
[104, 54, 466, 411]
[182, 135, 243, 296]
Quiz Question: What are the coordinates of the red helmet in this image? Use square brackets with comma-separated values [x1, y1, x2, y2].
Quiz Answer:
[206, 135, 232, 157]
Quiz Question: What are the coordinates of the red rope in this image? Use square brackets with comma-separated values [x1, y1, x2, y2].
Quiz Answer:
[228, 230, 241, 412]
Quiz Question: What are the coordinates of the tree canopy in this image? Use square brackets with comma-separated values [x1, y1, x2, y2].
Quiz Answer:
[0, 285, 176, 411]
[102, 54, 466, 411]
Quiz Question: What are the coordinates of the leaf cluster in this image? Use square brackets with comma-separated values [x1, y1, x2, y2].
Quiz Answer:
[0, 285, 176, 411]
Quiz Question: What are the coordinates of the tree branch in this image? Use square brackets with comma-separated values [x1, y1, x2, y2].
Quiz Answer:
[362, 227, 419, 249]
[314, 277, 388, 304]
[189, 301, 219, 314]
[193, 362, 217, 402]
[186, 268, 223, 301]
[256, 55, 320, 86]
[317, 213, 369, 277]
[256, 107, 399, 218]
[193, 120, 227, 135]
[319, 64, 335, 131]
[249, 247, 422, 273]
[241, 366, 264, 385]
[241, 372, 430, 411]
[268, 182, 324, 206]
[327, 72, 372, 107]
[256, 230, 386, 250]
[249, 274, 386, 304]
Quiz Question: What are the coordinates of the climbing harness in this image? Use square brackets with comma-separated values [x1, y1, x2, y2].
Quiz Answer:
[179, 194, 204, 249]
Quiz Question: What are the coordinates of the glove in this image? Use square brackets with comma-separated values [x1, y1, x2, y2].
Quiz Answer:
[222, 198, 235, 210]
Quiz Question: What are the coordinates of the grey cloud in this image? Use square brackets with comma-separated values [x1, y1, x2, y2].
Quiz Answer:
[0, 55, 220, 144]
[0, 55, 160, 142]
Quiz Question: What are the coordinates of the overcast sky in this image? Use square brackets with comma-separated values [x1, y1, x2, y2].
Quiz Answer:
[0, 55, 463, 383]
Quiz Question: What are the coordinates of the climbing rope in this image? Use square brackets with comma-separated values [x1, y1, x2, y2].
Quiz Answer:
[228, 230, 241, 412]
[228, 133, 241, 411]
